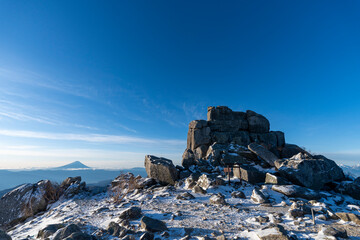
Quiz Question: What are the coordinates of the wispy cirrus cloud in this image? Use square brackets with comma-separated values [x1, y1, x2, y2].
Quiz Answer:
[0, 129, 186, 146]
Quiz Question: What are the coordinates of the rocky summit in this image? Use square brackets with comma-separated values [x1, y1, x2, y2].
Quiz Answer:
[1, 106, 360, 240]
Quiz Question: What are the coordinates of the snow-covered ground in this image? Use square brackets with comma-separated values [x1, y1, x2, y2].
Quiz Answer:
[8, 175, 360, 240]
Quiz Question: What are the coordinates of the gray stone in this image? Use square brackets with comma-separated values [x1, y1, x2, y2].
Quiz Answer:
[0, 180, 55, 228]
[107, 222, 127, 237]
[140, 216, 168, 232]
[0, 230, 11, 240]
[211, 132, 230, 144]
[273, 131, 285, 147]
[276, 153, 345, 190]
[53, 224, 82, 240]
[64, 232, 95, 240]
[37, 224, 65, 239]
[256, 225, 289, 240]
[280, 144, 308, 159]
[194, 145, 209, 159]
[338, 177, 360, 200]
[248, 143, 278, 167]
[321, 226, 347, 239]
[176, 192, 195, 200]
[119, 206, 142, 220]
[251, 188, 269, 203]
[231, 191, 246, 199]
[196, 174, 213, 190]
[246, 110, 270, 133]
[265, 173, 289, 185]
[233, 164, 266, 184]
[187, 126, 211, 150]
[335, 212, 360, 224]
[140, 231, 154, 240]
[189, 120, 208, 129]
[272, 185, 321, 200]
[288, 201, 311, 218]
[210, 193, 226, 205]
[192, 185, 207, 194]
[255, 216, 269, 223]
[233, 131, 251, 146]
[250, 132, 278, 148]
[181, 149, 196, 168]
[60, 176, 81, 189]
[144, 155, 179, 185]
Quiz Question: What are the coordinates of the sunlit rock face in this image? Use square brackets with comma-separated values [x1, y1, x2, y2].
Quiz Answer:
[182, 106, 285, 167]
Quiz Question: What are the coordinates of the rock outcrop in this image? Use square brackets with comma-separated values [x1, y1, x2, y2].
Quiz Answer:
[183, 106, 285, 167]
[0, 180, 54, 229]
[276, 153, 345, 190]
[145, 155, 179, 185]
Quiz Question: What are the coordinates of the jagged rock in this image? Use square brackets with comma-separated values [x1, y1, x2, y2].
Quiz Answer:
[251, 188, 269, 203]
[233, 131, 251, 146]
[248, 143, 278, 167]
[60, 176, 81, 189]
[231, 191, 246, 199]
[0, 180, 56, 229]
[280, 144, 308, 159]
[255, 216, 269, 223]
[221, 152, 249, 166]
[233, 164, 266, 184]
[196, 174, 213, 190]
[184, 177, 196, 190]
[136, 178, 157, 189]
[320, 226, 348, 239]
[176, 192, 195, 200]
[182, 149, 196, 168]
[53, 224, 82, 240]
[0, 230, 11, 240]
[216, 235, 227, 240]
[335, 212, 360, 224]
[210, 193, 226, 205]
[338, 177, 360, 200]
[107, 222, 127, 237]
[119, 206, 142, 220]
[141, 216, 168, 232]
[63, 232, 95, 240]
[140, 231, 154, 240]
[256, 225, 289, 240]
[63, 181, 86, 198]
[272, 185, 321, 200]
[246, 110, 270, 133]
[187, 120, 211, 150]
[37, 224, 65, 239]
[144, 155, 179, 185]
[265, 173, 289, 185]
[192, 185, 207, 194]
[273, 131, 285, 147]
[288, 201, 311, 218]
[276, 153, 345, 190]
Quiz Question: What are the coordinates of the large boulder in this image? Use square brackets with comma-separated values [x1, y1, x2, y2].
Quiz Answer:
[181, 149, 196, 168]
[276, 153, 345, 190]
[337, 177, 360, 200]
[246, 110, 270, 133]
[280, 144, 308, 159]
[233, 164, 266, 184]
[272, 185, 322, 200]
[0, 180, 55, 229]
[248, 143, 278, 167]
[144, 155, 179, 185]
[141, 216, 168, 232]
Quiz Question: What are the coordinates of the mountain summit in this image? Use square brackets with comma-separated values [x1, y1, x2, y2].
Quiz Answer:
[54, 161, 90, 170]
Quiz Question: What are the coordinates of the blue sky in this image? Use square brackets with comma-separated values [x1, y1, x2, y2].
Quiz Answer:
[0, 1, 360, 168]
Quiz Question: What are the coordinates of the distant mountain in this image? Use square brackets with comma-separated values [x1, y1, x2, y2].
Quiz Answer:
[53, 161, 90, 170]
[341, 164, 360, 178]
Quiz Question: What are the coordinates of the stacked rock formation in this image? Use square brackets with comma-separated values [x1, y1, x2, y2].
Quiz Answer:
[182, 106, 285, 167]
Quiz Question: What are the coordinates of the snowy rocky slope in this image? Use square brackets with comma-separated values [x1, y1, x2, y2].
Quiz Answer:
[2, 106, 360, 240]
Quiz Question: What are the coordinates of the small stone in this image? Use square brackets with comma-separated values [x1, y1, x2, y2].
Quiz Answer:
[231, 191, 246, 199]
[193, 185, 207, 194]
[176, 192, 195, 200]
[251, 188, 269, 204]
[255, 216, 269, 223]
[141, 216, 168, 232]
[210, 193, 226, 205]
[119, 206, 142, 220]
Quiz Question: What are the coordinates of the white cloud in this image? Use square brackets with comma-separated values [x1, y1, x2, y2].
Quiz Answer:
[0, 129, 186, 146]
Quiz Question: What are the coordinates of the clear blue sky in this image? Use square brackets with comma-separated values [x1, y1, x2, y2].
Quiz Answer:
[0, 1, 360, 168]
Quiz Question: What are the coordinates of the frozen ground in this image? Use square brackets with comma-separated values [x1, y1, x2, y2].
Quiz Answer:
[7, 176, 360, 240]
